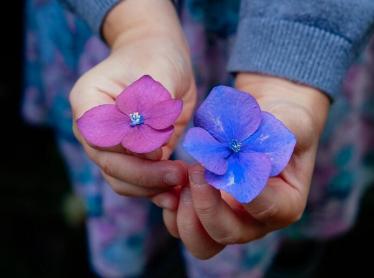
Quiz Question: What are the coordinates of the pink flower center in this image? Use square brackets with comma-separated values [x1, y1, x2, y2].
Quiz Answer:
[129, 112, 144, 127]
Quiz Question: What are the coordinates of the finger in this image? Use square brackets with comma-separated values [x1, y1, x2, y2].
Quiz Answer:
[243, 144, 316, 228]
[102, 172, 165, 197]
[152, 191, 179, 210]
[243, 162, 309, 228]
[132, 148, 163, 161]
[189, 165, 268, 245]
[163, 209, 179, 238]
[84, 144, 187, 188]
[177, 187, 224, 259]
[158, 187, 182, 237]
[152, 185, 182, 210]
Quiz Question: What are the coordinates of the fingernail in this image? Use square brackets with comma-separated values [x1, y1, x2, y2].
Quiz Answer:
[164, 172, 180, 186]
[189, 169, 206, 185]
[153, 196, 175, 210]
[181, 187, 192, 204]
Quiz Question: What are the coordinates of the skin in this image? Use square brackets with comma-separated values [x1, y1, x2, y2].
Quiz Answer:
[158, 74, 330, 259]
[70, 0, 331, 260]
[70, 0, 196, 198]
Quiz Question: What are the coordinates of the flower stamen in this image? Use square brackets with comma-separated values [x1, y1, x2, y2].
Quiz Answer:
[230, 140, 241, 153]
[129, 112, 144, 127]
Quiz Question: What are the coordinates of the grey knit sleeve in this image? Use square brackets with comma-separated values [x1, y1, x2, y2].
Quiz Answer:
[228, 0, 374, 98]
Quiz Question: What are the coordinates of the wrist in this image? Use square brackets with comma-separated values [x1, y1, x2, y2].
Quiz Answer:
[103, 0, 185, 49]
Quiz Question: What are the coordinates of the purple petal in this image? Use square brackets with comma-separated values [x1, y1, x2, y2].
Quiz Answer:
[116, 75, 171, 115]
[121, 125, 173, 153]
[77, 104, 130, 147]
[194, 86, 261, 144]
[242, 112, 296, 176]
[183, 127, 231, 175]
[205, 152, 271, 203]
[143, 99, 183, 130]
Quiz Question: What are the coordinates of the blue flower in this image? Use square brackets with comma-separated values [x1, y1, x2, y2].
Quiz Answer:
[183, 86, 296, 203]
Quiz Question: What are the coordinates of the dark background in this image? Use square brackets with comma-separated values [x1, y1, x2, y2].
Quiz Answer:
[0, 2, 373, 277]
[0, 1, 94, 277]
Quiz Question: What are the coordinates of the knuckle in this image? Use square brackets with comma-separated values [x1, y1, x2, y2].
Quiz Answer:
[134, 173, 150, 187]
[252, 203, 280, 223]
[276, 207, 304, 228]
[100, 155, 115, 177]
[102, 175, 126, 196]
[81, 143, 95, 159]
[179, 217, 197, 232]
[166, 226, 180, 239]
[214, 232, 240, 245]
[247, 231, 266, 242]
[110, 183, 126, 196]
[287, 209, 304, 224]
[144, 188, 163, 197]
[276, 192, 306, 227]
[102, 168, 163, 197]
[195, 204, 217, 219]
[101, 172, 125, 196]
[194, 197, 220, 219]
[109, 181, 146, 197]
[191, 249, 218, 260]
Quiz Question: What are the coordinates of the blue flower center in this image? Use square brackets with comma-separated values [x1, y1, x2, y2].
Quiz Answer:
[230, 140, 242, 153]
[129, 112, 144, 127]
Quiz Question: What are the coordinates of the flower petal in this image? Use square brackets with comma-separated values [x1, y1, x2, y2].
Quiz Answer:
[242, 112, 296, 176]
[121, 125, 173, 153]
[143, 99, 183, 130]
[183, 127, 231, 175]
[205, 152, 271, 203]
[77, 104, 130, 147]
[194, 86, 261, 144]
[116, 75, 171, 115]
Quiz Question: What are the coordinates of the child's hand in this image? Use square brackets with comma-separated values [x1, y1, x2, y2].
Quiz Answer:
[157, 73, 330, 259]
[70, 0, 196, 197]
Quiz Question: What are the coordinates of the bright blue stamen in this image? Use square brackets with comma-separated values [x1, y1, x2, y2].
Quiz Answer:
[230, 140, 241, 153]
[129, 112, 144, 127]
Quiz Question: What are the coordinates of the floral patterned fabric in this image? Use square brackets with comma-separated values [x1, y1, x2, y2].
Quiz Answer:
[24, 0, 374, 277]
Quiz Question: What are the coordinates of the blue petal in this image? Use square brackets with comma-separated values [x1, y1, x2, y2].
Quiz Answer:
[242, 112, 296, 176]
[183, 127, 231, 175]
[194, 86, 261, 144]
[205, 152, 271, 203]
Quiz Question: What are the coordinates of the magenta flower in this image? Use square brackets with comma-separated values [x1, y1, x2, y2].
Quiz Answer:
[183, 86, 296, 203]
[77, 75, 183, 153]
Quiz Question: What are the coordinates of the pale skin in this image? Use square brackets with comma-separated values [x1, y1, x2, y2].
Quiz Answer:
[158, 75, 330, 258]
[70, 0, 196, 198]
[70, 0, 330, 259]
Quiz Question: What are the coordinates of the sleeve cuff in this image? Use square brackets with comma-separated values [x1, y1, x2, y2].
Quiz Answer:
[228, 18, 355, 99]
[66, 0, 119, 34]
